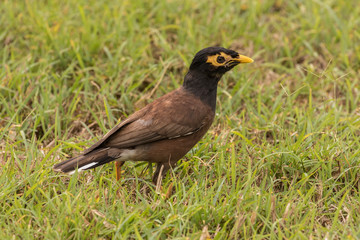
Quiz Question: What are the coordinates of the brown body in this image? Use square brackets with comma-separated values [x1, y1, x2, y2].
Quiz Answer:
[54, 87, 214, 182]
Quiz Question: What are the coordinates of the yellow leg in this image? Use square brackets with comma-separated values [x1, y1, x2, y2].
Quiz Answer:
[115, 161, 124, 181]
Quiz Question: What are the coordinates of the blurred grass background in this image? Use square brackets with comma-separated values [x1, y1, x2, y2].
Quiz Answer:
[1, 0, 360, 239]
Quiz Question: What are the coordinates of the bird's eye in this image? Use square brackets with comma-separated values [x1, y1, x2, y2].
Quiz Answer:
[216, 56, 225, 64]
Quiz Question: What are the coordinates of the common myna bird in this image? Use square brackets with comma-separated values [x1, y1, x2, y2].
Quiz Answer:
[53, 47, 253, 185]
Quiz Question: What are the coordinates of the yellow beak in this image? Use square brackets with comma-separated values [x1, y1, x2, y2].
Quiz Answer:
[234, 54, 254, 64]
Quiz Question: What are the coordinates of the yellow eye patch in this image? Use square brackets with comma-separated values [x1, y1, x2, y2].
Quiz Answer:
[206, 52, 233, 67]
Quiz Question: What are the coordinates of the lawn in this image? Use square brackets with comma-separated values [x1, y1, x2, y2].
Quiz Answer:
[1, 0, 360, 239]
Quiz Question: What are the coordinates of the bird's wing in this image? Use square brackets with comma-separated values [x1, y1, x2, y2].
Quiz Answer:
[83, 89, 213, 153]
[82, 106, 148, 154]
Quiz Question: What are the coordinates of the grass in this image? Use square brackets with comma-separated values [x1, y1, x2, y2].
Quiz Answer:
[1, 0, 360, 239]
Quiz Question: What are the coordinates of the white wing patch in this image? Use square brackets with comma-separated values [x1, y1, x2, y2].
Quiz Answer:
[138, 119, 153, 127]
[183, 131, 194, 136]
[168, 131, 194, 139]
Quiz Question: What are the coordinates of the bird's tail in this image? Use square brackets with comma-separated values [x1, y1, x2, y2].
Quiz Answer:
[53, 148, 115, 174]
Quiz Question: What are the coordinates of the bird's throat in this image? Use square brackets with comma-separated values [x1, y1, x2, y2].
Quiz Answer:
[183, 71, 220, 111]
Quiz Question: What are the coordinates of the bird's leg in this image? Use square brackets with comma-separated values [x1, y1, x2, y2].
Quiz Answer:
[115, 161, 125, 181]
[152, 163, 170, 192]
[152, 162, 178, 196]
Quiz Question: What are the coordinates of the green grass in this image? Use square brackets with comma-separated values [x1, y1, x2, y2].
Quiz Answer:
[1, 0, 360, 239]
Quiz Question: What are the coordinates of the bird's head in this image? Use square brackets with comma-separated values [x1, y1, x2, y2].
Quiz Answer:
[189, 47, 253, 77]
[184, 47, 253, 110]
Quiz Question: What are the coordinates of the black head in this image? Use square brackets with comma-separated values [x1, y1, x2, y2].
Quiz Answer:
[189, 47, 253, 76]
[183, 47, 253, 111]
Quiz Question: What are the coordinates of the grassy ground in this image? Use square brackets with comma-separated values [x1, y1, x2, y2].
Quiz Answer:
[1, 0, 360, 239]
